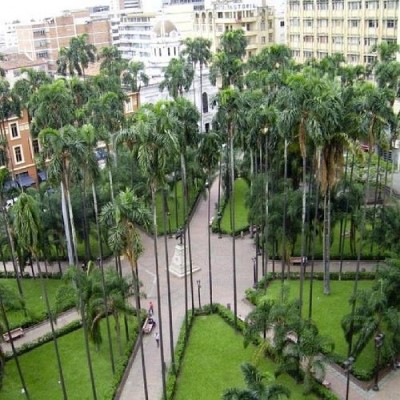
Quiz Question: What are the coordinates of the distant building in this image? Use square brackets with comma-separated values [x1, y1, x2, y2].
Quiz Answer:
[286, 0, 399, 65]
[15, 10, 111, 74]
[0, 53, 48, 87]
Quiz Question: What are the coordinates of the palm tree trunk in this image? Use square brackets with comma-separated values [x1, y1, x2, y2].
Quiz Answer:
[132, 264, 149, 399]
[36, 258, 68, 399]
[281, 139, 288, 284]
[92, 183, 115, 374]
[151, 186, 167, 400]
[65, 186, 79, 265]
[207, 174, 213, 306]
[60, 182, 74, 265]
[323, 186, 331, 295]
[299, 153, 307, 315]
[0, 295, 30, 399]
[264, 136, 269, 282]
[162, 190, 175, 373]
[200, 63, 203, 133]
[229, 124, 237, 325]
[81, 174, 91, 262]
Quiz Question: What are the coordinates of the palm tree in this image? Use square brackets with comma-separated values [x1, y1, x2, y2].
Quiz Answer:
[98, 45, 126, 79]
[100, 188, 151, 398]
[122, 61, 149, 93]
[159, 56, 194, 99]
[133, 102, 179, 400]
[12, 193, 68, 398]
[222, 363, 290, 400]
[181, 37, 212, 131]
[39, 125, 85, 265]
[198, 131, 221, 306]
[57, 34, 97, 78]
[209, 29, 247, 89]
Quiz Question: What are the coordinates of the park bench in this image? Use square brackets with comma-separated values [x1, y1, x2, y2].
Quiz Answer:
[142, 317, 156, 334]
[290, 257, 308, 266]
[2, 327, 24, 342]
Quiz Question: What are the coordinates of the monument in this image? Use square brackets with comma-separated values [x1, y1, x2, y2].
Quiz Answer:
[169, 228, 200, 278]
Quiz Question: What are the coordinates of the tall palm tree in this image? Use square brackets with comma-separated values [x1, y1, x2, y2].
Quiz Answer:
[198, 131, 221, 306]
[39, 125, 85, 265]
[98, 45, 126, 79]
[100, 188, 151, 398]
[122, 61, 149, 93]
[133, 102, 179, 400]
[181, 37, 212, 131]
[57, 34, 97, 79]
[12, 193, 68, 399]
[159, 56, 194, 99]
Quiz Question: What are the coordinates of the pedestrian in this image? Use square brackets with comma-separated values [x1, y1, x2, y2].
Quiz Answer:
[149, 301, 154, 316]
[155, 332, 160, 347]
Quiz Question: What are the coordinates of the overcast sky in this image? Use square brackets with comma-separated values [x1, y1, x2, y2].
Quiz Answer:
[0, 0, 111, 24]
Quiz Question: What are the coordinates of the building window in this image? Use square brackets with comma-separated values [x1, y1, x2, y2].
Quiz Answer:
[246, 23, 251, 31]
[0, 149, 6, 167]
[348, 1, 362, 10]
[14, 146, 23, 164]
[202, 92, 209, 114]
[205, 123, 210, 133]
[159, 48, 162, 56]
[217, 12, 223, 18]
[290, 18, 300, 27]
[348, 36, 360, 45]
[304, 19, 313, 27]
[168, 47, 170, 56]
[261, 36, 266, 43]
[318, 19, 329, 27]
[304, 36, 314, 43]
[303, 2, 314, 10]
[332, 19, 343, 27]
[384, 1, 398, 9]
[290, 34, 300, 43]
[317, 1, 329, 10]
[364, 37, 378, 46]
[32, 139, 40, 155]
[348, 54, 360, 63]
[386, 20, 397, 28]
[304, 51, 313, 58]
[349, 19, 360, 28]
[364, 55, 377, 64]
[332, 1, 344, 10]
[332, 36, 344, 44]
[368, 20, 379, 28]
[318, 36, 329, 43]
[290, 1, 300, 11]
[280, 20, 284, 27]
[365, 1, 379, 9]
[10, 123, 19, 138]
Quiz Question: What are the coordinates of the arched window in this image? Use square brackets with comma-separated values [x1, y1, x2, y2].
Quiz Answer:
[202, 92, 209, 113]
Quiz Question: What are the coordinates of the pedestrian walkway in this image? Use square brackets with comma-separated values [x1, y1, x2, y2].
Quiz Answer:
[3, 176, 400, 400]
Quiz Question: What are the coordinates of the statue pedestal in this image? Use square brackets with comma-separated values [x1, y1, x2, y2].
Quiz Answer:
[169, 244, 200, 278]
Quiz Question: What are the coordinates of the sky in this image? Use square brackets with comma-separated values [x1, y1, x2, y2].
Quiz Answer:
[0, 0, 111, 24]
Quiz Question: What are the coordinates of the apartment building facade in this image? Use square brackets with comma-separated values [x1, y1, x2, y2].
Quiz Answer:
[194, 0, 275, 58]
[16, 11, 111, 74]
[286, 0, 400, 65]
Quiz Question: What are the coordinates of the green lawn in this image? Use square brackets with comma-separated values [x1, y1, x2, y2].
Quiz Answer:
[266, 280, 375, 371]
[1, 278, 68, 329]
[221, 178, 249, 234]
[174, 314, 317, 400]
[156, 180, 201, 235]
[1, 317, 136, 400]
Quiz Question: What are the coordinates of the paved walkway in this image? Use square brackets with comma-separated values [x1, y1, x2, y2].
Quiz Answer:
[3, 176, 400, 400]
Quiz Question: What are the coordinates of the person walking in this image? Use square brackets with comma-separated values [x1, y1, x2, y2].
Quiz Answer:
[149, 301, 154, 316]
[155, 332, 160, 348]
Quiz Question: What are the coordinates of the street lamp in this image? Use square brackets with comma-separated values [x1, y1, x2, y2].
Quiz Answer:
[252, 257, 257, 288]
[217, 211, 222, 239]
[167, 211, 172, 238]
[196, 280, 202, 309]
[372, 333, 385, 391]
[343, 356, 354, 400]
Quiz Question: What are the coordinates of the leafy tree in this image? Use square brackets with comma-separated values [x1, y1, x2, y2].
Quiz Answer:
[122, 61, 149, 93]
[159, 56, 194, 99]
[222, 363, 290, 400]
[57, 34, 97, 78]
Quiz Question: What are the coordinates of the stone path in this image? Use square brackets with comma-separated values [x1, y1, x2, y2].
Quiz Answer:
[3, 176, 400, 400]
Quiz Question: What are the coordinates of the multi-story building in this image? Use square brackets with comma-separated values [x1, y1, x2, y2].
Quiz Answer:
[286, 0, 400, 65]
[194, 0, 276, 58]
[0, 110, 40, 188]
[15, 10, 111, 74]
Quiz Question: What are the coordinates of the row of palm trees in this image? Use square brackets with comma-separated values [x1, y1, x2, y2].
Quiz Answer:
[1, 30, 400, 398]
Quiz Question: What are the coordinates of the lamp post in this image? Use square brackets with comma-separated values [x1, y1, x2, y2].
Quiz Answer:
[167, 211, 172, 238]
[196, 280, 201, 309]
[217, 211, 222, 239]
[343, 356, 354, 400]
[252, 257, 257, 288]
[373, 333, 385, 391]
